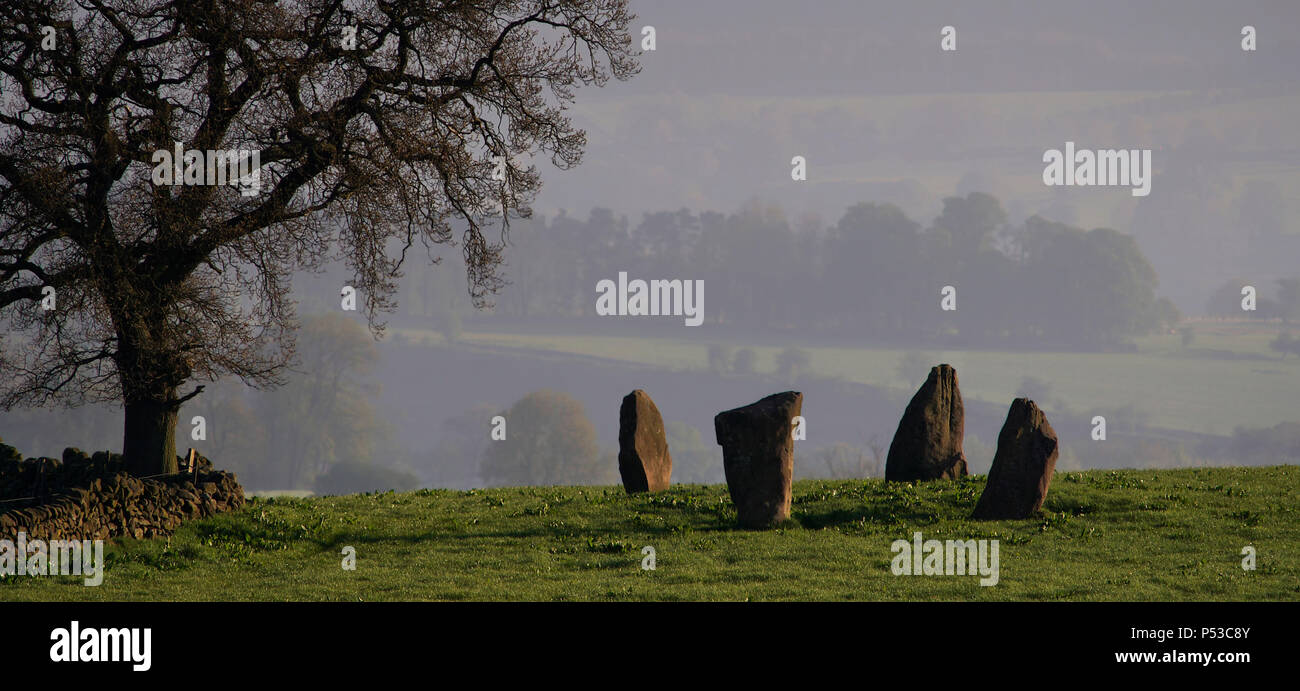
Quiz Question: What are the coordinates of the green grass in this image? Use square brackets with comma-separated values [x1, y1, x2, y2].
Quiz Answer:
[4, 466, 1296, 601]
[407, 322, 1300, 437]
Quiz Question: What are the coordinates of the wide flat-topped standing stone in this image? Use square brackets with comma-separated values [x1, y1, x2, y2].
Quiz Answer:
[972, 398, 1059, 520]
[886, 364, 968, 482]
[714, 391, 802, 529]
[618, 389, 672, 493]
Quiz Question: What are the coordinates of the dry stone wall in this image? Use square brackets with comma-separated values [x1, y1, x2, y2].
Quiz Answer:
[0, 442, 244, 541]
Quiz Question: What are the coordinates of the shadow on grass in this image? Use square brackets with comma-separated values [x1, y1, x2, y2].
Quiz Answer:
[795, 504, 944, 530]
[792, 478, 982, 530]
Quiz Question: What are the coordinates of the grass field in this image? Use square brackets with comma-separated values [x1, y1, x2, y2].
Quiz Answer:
[4, 465, 1296, 601]
[394, 321, 1300, 437]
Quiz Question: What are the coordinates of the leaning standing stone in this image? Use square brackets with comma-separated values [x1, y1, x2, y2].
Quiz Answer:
[714, 391, 802, 529]
[885, 364, 968, 482]
[972, 398, 1060, 520]
[618, 389, 672, 493]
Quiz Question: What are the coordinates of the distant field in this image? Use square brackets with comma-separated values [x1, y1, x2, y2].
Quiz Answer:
[5, 466, 1295, 601]
[394, 320, 1300, 436]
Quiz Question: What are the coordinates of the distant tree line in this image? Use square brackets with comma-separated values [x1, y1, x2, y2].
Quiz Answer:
[1198, 421, 1300, 466]
[1206, 278, 1300, 323]
[403, 193, 1179, 348]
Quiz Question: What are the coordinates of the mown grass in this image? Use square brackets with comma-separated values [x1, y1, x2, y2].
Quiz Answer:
[3, 465, 1296, 601]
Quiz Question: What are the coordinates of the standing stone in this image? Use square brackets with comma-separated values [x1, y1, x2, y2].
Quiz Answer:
[714, 391, 802, 529]
[885, 364, 968, 482]
[618, 390, 672, 493]
[972, 398, 1059, 520]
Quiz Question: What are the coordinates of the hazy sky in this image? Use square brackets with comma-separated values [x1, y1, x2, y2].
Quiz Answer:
[512, 0, 1300, 311]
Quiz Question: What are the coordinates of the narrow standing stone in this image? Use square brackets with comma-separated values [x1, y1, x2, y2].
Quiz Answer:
[618, 389, 672, 493]
[972, 398, 1059, 520]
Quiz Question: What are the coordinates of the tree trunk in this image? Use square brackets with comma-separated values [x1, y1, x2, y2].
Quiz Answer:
[123, 389, 180, 477]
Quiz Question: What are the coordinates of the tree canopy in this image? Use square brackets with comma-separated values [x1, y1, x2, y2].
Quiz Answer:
[0, 0, 639, 474]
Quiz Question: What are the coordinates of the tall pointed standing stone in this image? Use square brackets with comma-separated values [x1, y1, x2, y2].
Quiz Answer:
[714, 391, 802, 529]
[885, 364, 968, 482]
[618, 390, 672, 493]
[972, 398, 1059, 520]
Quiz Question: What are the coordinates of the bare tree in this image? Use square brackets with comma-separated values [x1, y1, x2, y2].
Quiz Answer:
[0, 0, 638, 475]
